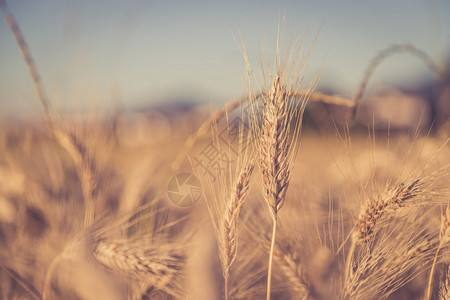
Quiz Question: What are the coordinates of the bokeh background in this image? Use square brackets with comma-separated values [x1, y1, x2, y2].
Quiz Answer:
[1, 0, 449, 118]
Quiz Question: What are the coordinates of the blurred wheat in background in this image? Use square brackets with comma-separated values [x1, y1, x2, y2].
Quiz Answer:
[1, 0, 450, 299]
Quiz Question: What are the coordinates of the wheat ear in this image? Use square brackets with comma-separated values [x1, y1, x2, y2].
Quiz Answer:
[0, 0, 97, 227]
[345, 178, 422, 282]
[259, 74, 292, 300]
[94, 240, 184, 297]
[273, 248, 309, 298]
[221, 161, 255, 300]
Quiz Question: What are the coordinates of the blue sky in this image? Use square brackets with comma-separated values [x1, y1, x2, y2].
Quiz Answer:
[1, 0, 449, 115]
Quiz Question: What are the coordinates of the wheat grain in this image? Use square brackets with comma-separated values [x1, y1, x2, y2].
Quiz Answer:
[345, 169, 447, 297]
[221, 161, 255, 299]
[260, 75, 291, 218]
[353, 178, 421, 245]
[344, 229, 435, 299]
[273, 248, 310, 299]
[258, 73, 292, 300]
[94, 239, 184, 297]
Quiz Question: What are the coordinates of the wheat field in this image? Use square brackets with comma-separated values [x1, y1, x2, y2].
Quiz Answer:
[1, 1, 450, 299]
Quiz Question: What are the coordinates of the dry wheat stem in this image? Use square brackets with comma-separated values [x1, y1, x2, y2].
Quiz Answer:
[194, 109, 255, 299]
[170, 92, 262, 171]
[42, 252, 66, 300]
[439, 264, 450, 300]
[52, 127, 97, 227]
[267, 214, 278, 300]
[352, 43, 443, 119]
[0, 265, 41, 300]
[290, 91, 354, 108]
[0, 0, 51, 123]
[0, 0, 98, 227]
[171, 90, 353, 173]
[42, 235, 85, 300]
[426, 206, 450, 300]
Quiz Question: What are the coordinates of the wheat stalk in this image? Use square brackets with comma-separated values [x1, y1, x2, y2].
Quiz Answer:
[170, 90, 353, 173]
[194, 94, 257, 299]
[51, 126, 98, 227]
[351, 43, 443, 119]
[0, 0, 51, 122]
[0, 0, 98, 228]
[0, 265, 41, 300]
[426, 205, 450, 300]
[438, 264, 450, 300]
[259, 74, 292, 300]
[260, 75, 291, 218]
[246, 24, 316, 299]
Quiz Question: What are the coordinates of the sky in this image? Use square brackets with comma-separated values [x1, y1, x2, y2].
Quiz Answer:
[0, 0, 449, 116]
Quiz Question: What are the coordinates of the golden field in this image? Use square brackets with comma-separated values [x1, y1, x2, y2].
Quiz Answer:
[1, 1, 450, 299]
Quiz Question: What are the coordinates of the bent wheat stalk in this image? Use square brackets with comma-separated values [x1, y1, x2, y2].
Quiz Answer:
[439, 264, 450, 299]
[351, 43, 443, 119]
[170, 91, 353, 173]
[0, 0, 97, 227]
[426, 206, 450, 300]
[170, 93, 261, 171]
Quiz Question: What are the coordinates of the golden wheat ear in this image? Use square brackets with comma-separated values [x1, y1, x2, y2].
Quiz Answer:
[345, 175, 435, 283]
[197, 105, 257, 300]
[259, 74, 291, 218]
[221, 160, 255, 299]
[241, 24, 316, 298]
[343, 164, 448, 299]
[93, 240, 185, 296]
